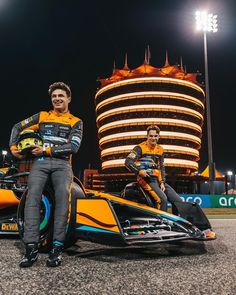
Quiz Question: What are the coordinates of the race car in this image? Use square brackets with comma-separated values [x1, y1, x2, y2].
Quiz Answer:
[0, 162, 216, 252]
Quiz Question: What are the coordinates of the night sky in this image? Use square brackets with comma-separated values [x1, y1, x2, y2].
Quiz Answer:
[0, 0, 235, 177]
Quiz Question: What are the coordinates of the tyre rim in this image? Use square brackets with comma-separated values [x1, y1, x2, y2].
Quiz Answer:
[39, 194, 51, 231]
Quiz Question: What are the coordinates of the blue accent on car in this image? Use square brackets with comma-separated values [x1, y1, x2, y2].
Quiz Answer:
[160, 212, 190, 223]
[53, 240, 64, 246]
[37, 157, 44, 161]
[39, 195, 50, 230]
[77, 225, 119, 234]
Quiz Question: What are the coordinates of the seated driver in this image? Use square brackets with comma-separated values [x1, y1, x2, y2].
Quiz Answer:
[125, 125, 216, 239]
[125, 125, 182, 212]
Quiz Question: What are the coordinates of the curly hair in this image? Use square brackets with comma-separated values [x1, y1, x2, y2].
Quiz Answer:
[48, 82, 71, 97]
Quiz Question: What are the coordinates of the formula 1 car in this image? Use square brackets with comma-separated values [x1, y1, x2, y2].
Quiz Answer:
[0, 163, 216, 252]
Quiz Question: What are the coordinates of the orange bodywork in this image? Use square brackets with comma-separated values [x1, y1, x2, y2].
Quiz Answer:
[82, 189, 176, 219]
[76, 199, 120, 233]
[0, 167, 9, 174]
[0, 189, 19, 209]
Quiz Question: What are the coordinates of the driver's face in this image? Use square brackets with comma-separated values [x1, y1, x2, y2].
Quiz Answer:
[51, 89, 71, 113]
[147, 130, 159, 146]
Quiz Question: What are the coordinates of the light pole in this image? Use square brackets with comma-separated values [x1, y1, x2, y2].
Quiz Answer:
[1, 150, 8, 167]
[195, 11, 218, 195]
[224, 171, 233, 195]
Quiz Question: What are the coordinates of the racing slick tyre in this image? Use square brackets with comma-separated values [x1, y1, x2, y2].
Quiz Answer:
[17, 184, 55, 253]
[64, 179, 86, 249]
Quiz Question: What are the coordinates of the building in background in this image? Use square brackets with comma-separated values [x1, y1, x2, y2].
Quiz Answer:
[85, 51, 206, 192]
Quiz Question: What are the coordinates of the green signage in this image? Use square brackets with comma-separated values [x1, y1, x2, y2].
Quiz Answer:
[210, 195, 236, 208]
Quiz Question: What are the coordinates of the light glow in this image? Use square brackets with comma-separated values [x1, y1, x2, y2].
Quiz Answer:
[98, 118, 202, 133]
[101, 145, 199, 157]
[99, 131, 201, 145]
[195, 11, 218, 32]
[102, 158, 198, 169]
[96, 77, 205, 97]
[96, 104, 203, 122]
[96, 91, 204, 111]
[162, 145, 199, 156]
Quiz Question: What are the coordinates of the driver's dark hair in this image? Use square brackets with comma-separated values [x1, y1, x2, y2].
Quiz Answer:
[146, 125, 160, 134]
[48, 82, 71, 97]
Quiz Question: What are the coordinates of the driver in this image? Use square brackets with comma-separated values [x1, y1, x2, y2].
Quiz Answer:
[125, 125, 182, 211]
[9, 82, 83, 268]
[125, 125, 216, 239]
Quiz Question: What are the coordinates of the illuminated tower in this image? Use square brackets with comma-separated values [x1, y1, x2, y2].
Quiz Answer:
[95, 52, 204, 180]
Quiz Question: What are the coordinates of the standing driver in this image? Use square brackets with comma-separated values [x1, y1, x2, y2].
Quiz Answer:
[9, 82, 83, 268]
[125, 125, 182, 212]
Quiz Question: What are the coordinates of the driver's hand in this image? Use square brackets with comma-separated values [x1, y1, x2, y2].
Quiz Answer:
[31, 145, 43, 156]
[160, 182, 165, 192]
[138, 169, 150, 178]
[11, 150, 25, 159]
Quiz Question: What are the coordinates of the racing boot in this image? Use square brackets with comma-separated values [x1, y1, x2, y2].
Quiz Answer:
[202, 228, 216, 239]
[19, 243, 38, 268]
[46, 244, 63, 267]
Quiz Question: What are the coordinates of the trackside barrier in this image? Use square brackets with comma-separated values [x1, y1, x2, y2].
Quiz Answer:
[176, 194, 236, 208]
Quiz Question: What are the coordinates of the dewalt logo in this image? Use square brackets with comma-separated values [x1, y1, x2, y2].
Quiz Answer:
[1, 223, 18, 231]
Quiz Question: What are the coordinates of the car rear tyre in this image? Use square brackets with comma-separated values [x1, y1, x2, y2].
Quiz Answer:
[17, 184, 55, 253]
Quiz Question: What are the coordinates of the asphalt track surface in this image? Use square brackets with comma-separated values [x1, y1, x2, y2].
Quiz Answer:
[0, 219, 235, 295]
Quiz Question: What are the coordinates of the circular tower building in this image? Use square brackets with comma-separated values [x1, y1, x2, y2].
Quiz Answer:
[93, 53, 205, 191]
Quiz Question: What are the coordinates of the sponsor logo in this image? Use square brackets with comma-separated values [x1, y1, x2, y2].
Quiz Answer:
[218, 196, 236, 207]
[59, 126, 70, 130]
[180, 196, 203, 206]
[179, 194, 211, 208]
[180, 194, 236, 208]
[1, 223, 18, 231]
[44, 130, 53, 135]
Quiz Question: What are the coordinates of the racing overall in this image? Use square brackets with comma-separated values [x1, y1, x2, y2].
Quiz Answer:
[9, 110, 83, 244]
[125, 141, 181, 211]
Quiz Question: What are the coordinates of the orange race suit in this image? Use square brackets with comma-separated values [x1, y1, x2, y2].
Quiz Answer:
[9, 110, 83, 245]
[125, 141, 182, 211]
